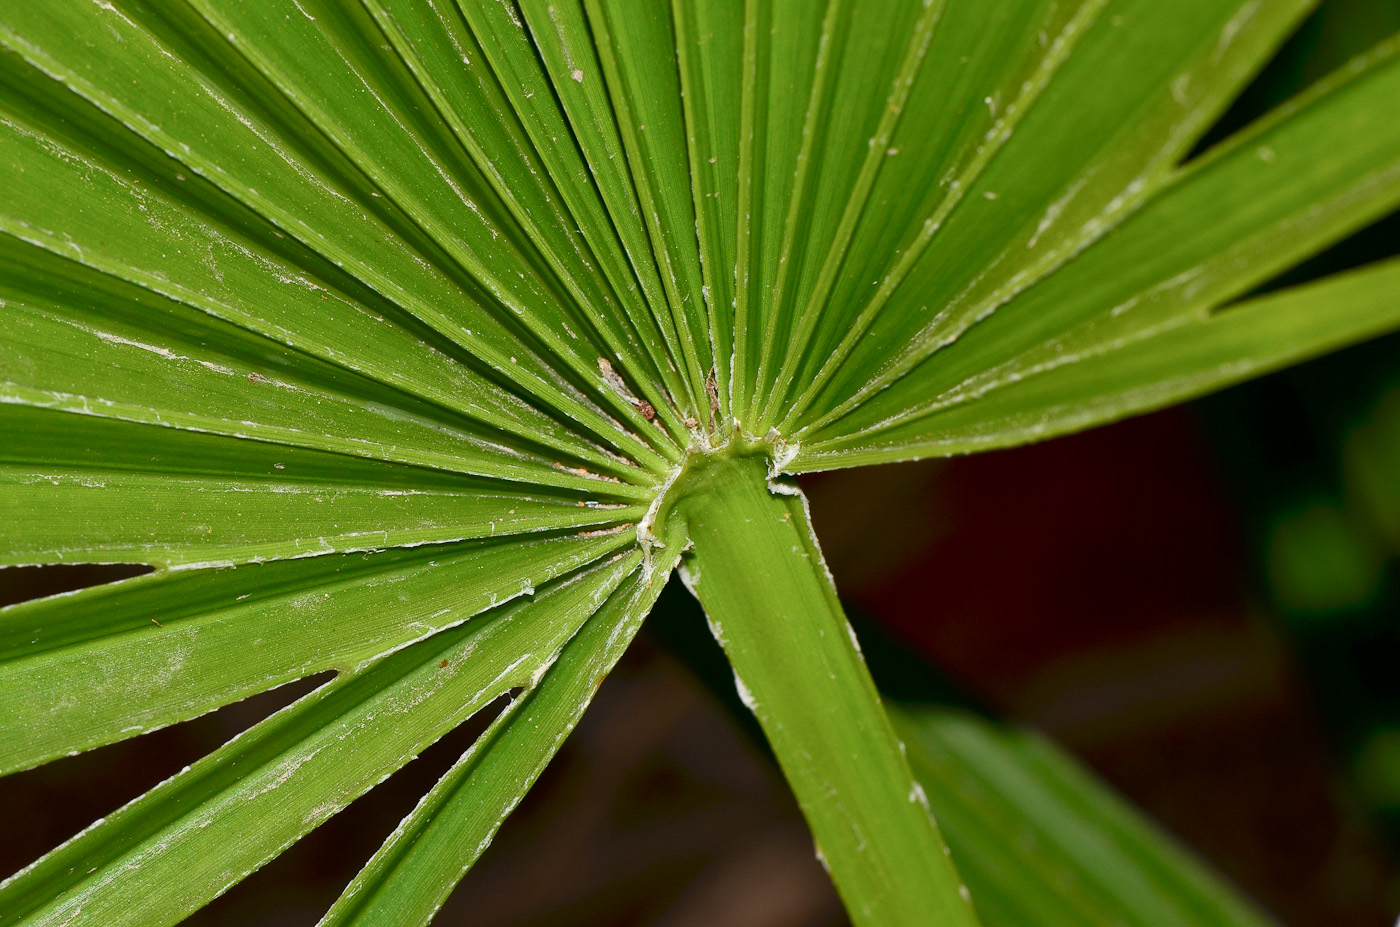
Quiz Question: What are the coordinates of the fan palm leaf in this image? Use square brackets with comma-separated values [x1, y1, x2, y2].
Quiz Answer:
[2, 1, 1398, 924]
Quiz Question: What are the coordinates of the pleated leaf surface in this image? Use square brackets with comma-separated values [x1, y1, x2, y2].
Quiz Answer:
[2, 1, 1398, 924]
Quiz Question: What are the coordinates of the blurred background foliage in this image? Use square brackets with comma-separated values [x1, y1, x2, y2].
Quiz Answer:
[3, 1, 1400, 924]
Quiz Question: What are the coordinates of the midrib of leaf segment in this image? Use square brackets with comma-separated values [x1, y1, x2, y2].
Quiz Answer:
[0, 0, 714, 492]
[671, 0, 741, 433]
[727, 0, 761, 423]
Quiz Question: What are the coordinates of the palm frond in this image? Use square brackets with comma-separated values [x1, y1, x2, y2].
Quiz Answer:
[2, 1, 1397, 924]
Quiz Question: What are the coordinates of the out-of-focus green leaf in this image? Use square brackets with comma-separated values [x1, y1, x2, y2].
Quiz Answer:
[1345, 381, 1400, 551]
[892, 705, 1276, 927]
[1267, 500, 1385, 615]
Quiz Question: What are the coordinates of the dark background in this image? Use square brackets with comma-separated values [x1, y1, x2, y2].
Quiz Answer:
[4, 2, 1400, 924]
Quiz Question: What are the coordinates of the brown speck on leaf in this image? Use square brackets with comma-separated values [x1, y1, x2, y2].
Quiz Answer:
[705, 369, 720, 432]
[439, 660, 448, 668]
[636, 400, 655, 420]
[598, 357, 644, 414]
[247, 372, 269, 383]
[151, 618, 162, 627]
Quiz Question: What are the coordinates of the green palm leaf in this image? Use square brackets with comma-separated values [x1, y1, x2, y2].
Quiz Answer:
[1, 1, 1396, 924]
[892, 705, 1275, 927]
